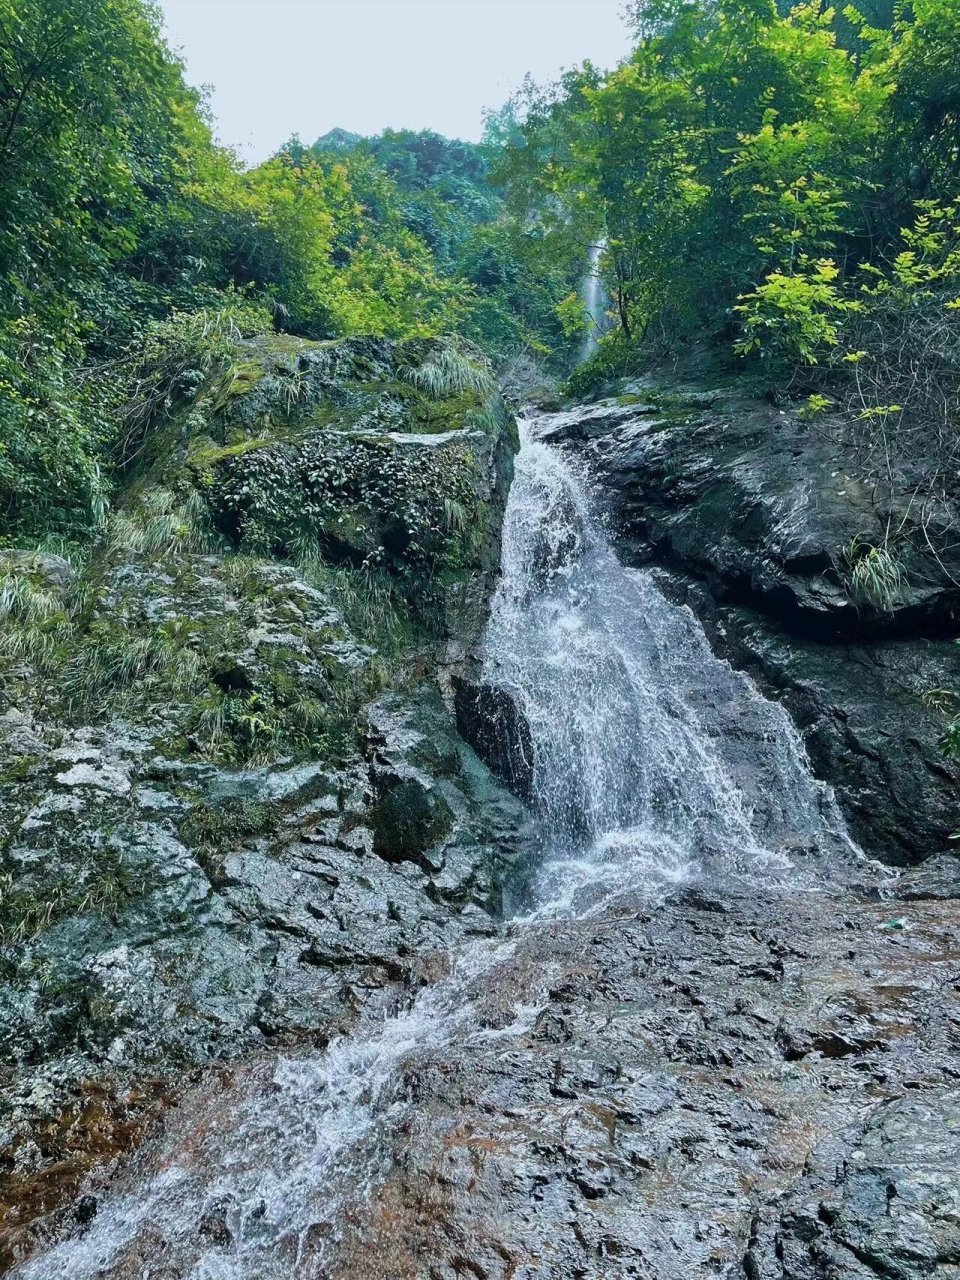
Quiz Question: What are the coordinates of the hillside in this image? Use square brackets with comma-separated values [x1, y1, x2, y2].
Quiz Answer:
[5, 2, 960, 1277]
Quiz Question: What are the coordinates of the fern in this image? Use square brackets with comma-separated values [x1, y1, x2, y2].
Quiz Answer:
[442, 497, 468, 533]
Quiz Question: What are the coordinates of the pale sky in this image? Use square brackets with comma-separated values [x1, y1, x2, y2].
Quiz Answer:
[158, 0, 632, 163]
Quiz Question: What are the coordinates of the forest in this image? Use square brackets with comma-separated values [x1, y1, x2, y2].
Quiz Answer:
[5, 3, 960, 1275]
[2, 0, 959, 551]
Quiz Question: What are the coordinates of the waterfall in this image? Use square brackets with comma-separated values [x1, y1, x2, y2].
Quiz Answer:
[483, 419, 855, 916]
[580, 240, 608, 360]
[13, 419, 858, 1280]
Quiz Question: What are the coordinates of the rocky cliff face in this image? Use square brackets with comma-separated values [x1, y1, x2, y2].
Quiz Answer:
[0, 336, 530, 1265]
[535, 385, 960, 864]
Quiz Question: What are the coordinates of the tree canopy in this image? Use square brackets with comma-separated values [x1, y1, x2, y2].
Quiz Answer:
[4, 0, 960, 544]
[496, 0, 960, 391]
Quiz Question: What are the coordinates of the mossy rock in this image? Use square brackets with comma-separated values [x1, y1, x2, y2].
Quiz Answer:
[190, 334, 500, 445]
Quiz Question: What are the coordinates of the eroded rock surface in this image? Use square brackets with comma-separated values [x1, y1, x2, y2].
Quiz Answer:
[536, 387, 960, 862]
[35, 872, 958, 1280]
[0, 336, 526, 1268]
[331, 879, 960, 1279]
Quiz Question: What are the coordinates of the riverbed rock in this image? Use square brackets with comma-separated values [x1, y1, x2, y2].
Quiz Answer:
[328, 878, 960, 1279]
[47, 871, 959, 1280]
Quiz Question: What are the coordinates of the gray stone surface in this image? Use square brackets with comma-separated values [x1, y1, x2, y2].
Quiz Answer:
[330, 881, 960, 1279]
[0, 336, 524, 1265]
[536, 387, 960, 862]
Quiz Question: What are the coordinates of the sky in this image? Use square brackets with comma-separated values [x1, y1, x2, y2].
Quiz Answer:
[158, 0, 632, 164]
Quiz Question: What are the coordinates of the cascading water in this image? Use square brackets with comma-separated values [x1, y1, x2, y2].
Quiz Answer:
[580, 240, 608, 360]
[483, 420, 856, 915]
[13, 417, 858, 1280]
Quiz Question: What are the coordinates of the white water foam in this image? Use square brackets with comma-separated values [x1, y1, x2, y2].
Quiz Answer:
[483, 420, 855, 916]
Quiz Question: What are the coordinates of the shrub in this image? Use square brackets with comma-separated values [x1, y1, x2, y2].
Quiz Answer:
[113, 300, 272, 471]
[562, 331, 639, 401]
[735, 258, 857, 368]
[0, 322, 110, 541]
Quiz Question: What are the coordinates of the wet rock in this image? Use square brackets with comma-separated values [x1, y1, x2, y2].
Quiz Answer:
[660, 574, 960, 864]
[894, 852, 960, 900]
[329, 883, 960, 1279]
[534, 388, 960, 863]
[372, 777, 454, 865]
[757, 1093, 960, 1279]
[0, 336, 526, 1260]
[197, 1200, 234, 1247]
[453, 678, 534, 800]
[0, 688, 533, 1258]
[73, 1196, 97, 1232]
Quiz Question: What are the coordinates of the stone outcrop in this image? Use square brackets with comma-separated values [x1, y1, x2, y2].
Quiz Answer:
[535, 385, 960, 863]
[55, 869, 958, 1280]
[0, 335, 527, 1267]
[7, 351, 960, 1280]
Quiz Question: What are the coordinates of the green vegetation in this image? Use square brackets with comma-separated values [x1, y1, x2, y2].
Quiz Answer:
[297, 128, 584, 366]
[0, 545, 388, 766]
[496, 2, 960, 435]
[0, 3, 577, 549]
[7, 0, 960, 548]
[0, 843, 151, 945]
[844, 538, 905, 613]
[401, 340, 496, 400]
[179, 796, 278, 880]
[7, 0, 960, 762]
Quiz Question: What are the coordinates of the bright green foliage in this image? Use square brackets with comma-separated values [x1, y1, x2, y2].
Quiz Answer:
[494, 0, 952, 375]
[227, 150, 467, 339]
[735, 257, 857, 365]
[10, 0, 960, 554]
[809, 198, 960, 486]
[0, 0, 214, 337]
[557, 293, 592, 340]
[295, 129, 583, 365]
[0, 4, 568, 547]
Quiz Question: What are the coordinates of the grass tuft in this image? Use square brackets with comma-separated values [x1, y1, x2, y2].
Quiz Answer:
[845, 537, 905, 611]
[0, 847, 151, 946]
[401, 339, 495, 401]
[106, 488, 220, 559]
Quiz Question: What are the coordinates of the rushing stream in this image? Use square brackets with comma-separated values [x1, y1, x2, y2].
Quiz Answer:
[15, 419, 858, 1279]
